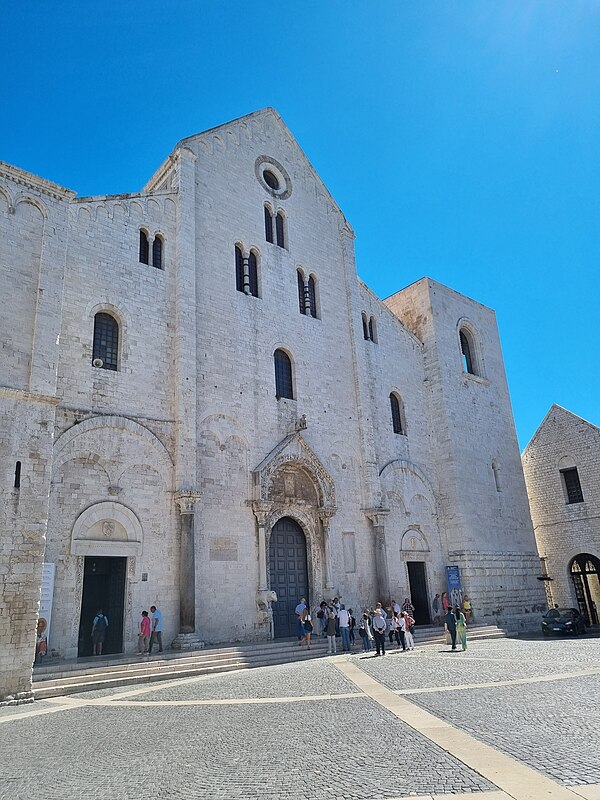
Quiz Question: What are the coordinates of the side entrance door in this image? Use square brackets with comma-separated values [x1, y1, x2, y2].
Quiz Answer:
[407, 561, 431, 625]
[77, 556, 127, 656]
[269, 517, 309, 639]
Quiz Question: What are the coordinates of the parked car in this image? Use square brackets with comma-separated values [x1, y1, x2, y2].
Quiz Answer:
[541, 608, 586, 636]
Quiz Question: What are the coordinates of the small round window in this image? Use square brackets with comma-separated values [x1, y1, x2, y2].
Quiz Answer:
[263, 170, 280, 190]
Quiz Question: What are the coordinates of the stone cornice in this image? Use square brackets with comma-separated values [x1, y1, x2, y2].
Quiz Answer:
[0, 387, 60, 405]
[0, 161, 76, 200]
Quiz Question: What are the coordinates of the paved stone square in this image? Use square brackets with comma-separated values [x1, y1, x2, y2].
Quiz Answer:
[1, 637, 599, 800]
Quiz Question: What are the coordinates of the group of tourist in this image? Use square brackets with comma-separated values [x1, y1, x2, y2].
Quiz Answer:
[91, 604, 164, 656]
[294, 594, 470, 656]
[431, 592, 473, 625]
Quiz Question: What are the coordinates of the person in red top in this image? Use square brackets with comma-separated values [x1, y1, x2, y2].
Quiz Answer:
[138, 610, 151, 655]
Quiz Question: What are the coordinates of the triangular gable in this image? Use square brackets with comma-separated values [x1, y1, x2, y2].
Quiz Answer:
[252, 430, 336, 508]
[522, 404, 600, 455]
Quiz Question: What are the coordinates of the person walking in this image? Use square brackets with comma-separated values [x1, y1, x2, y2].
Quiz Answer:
[91, 608, 108, 656]
[445, 607, 457, 650]
[338, 604, 351, 652]
[463, 596, 473, 624]
[295, 597, 307, 645]
[301, 606, 313, 649]
[326, 611, 337, 654]
[396, 610, 407, 651]
[455, 607, 468, 650]
[372, 608, 386, 656]
[359, 613, 372, 651]
[348, 608, 356, 648]
[317, 601, 328, 637]
[402, 611, 415, 650]
[432, 594, 441, 625]
[138, 610, 151, 655]
[441, 592, 450, 615]
[388, 613, 400, 647]
[148, 605, 163, 654]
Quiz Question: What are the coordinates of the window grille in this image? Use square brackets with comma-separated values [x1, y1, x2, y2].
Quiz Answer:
[92, 313, 119, 371]
[561, 467, 584, 504]
[297, 271, 306, 314]
[274, 349, 293, 399]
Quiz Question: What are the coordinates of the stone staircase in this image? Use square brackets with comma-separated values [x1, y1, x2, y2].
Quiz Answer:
[32, 622, 506, 700]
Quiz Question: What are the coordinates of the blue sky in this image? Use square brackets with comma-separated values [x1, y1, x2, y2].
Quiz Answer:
[2, 1, 598, 447]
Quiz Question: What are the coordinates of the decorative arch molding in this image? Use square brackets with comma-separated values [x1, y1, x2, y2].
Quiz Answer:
[558, 455, 578, 471]
[379, 459, 436, 502]
[13, 193, 48, 219]
[71, 501, 143, 557]
[54, 415, 174, 488]
[0, 183, 14, 211]
[400, 527, 430, 553]
[252, 431, 336, 508]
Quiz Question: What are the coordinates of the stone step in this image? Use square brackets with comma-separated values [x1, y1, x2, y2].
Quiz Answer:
[32, 624, 507, 699]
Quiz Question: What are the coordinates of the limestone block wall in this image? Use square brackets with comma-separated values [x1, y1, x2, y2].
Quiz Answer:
[522, 406, 600, 609]
[386, 278, 545, 625]
[0, 165, 71, 701]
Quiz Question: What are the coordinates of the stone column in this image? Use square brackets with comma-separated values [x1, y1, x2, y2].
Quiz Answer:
[251, 501, 276, 638]
[366, 509, 390, 603]
[175, 492, 200, 634]
[318, 507, 337, 592]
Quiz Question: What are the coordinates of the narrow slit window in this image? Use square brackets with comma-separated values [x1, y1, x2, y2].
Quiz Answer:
[139, 230, 149, 264]
[369, 316, 377, 343]
[14, 461, 21, 489]
[235, 246, 244, 293]
[460, 330, 475, 374]
[248, 251, 259, 298]
[152, 235, 163, 269]
[276, 212, 285, 248]
[362, 313, 369, 340]
[297, 271, 306, 314]
[264, 207, 273, 244]
[390, 393, 404, 435]
[308, 275, 317, 318]
[274, 349, 293, 399]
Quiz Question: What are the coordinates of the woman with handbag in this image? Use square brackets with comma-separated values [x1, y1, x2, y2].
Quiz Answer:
[301, 606, 313, 649]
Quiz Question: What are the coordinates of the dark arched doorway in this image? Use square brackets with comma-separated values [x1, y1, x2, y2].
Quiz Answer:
[269, 517, 309, 638]
[570, 553, 600, 626]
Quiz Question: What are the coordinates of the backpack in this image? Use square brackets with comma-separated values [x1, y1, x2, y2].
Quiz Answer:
[95, 615, 107, 633]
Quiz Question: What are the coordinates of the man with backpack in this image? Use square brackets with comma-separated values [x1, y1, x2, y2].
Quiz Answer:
[91, 608, 108, 655]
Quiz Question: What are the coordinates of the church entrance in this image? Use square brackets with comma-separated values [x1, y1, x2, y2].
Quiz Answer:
[269, 517, 309, 639]
[570, 553, 600, 627]
[407, 561, 431, 625]
[77, 556, 127, 657]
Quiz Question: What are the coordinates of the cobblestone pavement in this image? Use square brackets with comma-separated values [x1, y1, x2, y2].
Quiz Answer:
[0, 637, 598, 800]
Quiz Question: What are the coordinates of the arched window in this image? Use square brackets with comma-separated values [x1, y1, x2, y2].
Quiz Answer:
[139, 230, 149, 264]
[362, 313, 369, 340]
[369, 316, 377, 343]
[308, 275, 317, 319]
[92, 312, 119, 371]
[276, 211, 285, 248]
[390, 393, 404, 435]
[152, 235, 163, 269]
[264, 206, 274, 244]
[297, 270, 307, 314]
[274, 349, 293, 399]
[235, 245, 244, 293]
[248, 250, 259, 298]
[460, 328, 476, 375]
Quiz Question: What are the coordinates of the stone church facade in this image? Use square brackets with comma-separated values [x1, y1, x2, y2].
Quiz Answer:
[522, 406, 600, 626]
[1, 108, 545, 700]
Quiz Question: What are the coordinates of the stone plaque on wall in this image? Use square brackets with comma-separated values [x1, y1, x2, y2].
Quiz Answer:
[342, 532, 356, 574]
[209, 537, 238, 562]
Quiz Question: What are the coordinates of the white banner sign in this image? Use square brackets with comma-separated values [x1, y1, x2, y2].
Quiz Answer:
[36, 563, 55, 660]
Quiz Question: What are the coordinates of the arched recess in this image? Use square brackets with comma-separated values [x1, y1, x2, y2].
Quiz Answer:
[569, 553, 600, 626]
[53, 415, 174, 489]
[253, 432, 337, 612]
[71, 501, 143, 557]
